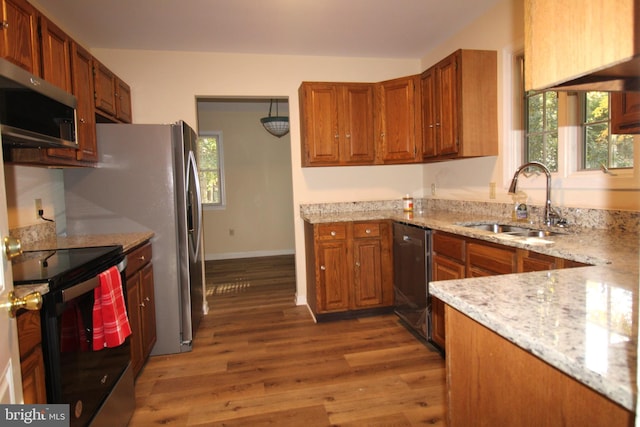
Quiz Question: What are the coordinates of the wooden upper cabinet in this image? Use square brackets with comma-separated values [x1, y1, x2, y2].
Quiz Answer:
[94, 59, 117, 117]
[115, 78, 132, 123]
[421, 49, 497, 161]
[71, 42, 97, 162]
[39, 15, 71, 92]
[611, 92, 640, 134]
[0, 0, 39, 75]
[299, 82, 374, 166]
[376, 74, 422, 164]
[524, 0, 639, 91]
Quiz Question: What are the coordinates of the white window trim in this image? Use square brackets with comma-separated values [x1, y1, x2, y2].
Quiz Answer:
[502, 45, 640, 195]
[199, 131, 227, 210]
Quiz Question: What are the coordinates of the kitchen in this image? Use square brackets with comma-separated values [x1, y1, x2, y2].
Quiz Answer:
[0, 0, 639, 425]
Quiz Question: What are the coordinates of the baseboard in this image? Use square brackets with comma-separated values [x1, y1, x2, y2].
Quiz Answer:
[205, 249, 295, 261]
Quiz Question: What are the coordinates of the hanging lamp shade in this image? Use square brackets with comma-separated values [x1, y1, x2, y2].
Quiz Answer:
[260, 99, 289, 138]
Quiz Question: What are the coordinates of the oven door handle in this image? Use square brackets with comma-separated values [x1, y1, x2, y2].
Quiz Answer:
[61, 258, 127, 303]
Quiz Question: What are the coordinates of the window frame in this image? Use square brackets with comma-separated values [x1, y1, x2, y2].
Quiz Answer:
[196, 131, 226, 210]
[504, 47, 639, 194]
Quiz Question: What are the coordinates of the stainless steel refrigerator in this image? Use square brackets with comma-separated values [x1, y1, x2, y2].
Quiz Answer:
[63, 121, 204, 356]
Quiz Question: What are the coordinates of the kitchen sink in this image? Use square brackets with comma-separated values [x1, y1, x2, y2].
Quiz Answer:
[460, 223, 565, 237]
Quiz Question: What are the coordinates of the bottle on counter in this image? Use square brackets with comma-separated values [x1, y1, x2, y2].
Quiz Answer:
[402, 194, 414, 212]
[512, 191, 529, 222]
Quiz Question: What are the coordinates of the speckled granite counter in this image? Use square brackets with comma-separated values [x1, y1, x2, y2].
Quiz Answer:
[302, 204, 639, 411]
[21, 232, 154, 253]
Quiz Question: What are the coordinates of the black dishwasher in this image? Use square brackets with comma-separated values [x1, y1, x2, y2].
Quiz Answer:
[393, 222, 431, 341]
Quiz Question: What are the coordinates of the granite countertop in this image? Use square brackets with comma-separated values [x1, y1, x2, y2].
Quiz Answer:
[303, 207, 639, 411]
[21, 232, 155, 253]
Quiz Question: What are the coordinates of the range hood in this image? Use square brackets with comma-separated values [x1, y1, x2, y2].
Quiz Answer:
[0, 58, 78, 149]
[545, 56, 640, 92]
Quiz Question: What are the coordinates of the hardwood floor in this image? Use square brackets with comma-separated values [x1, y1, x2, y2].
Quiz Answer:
[129, 255, 446, 426]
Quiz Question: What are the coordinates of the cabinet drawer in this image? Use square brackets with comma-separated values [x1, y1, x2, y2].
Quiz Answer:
[433, 232, 465, 262]
[316, 223, 347, 241]
[126, 242, 152, 278]
[467, 242, 515, 275]
[353, 222, 381, 238]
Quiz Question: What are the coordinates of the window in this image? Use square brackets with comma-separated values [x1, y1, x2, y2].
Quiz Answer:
[196, 132, 225, 207]
[581, 91, 634, 170]
[525, 90, 558, 171]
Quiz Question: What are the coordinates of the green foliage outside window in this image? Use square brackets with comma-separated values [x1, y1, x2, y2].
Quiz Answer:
[196, 134, 222, 205]
[583, 92, 634, 170]
[525, 91, 558, 172]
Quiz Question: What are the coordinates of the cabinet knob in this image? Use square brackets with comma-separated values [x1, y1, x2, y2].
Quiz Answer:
[380, 132, 385, 137]
[80, 118, 86, 124]
[140, 302, 146, 307]
[1, 21, 8, 30]
[355, 262, 360, 268]
[330, 231, 336, 236]
[345, 134, 351, 138]
[429, 124, 434, 128]
[435, 122, 441, 126]
[138, 256, 145, 261]
[365, 229, 371, 234]
[145, 297, 151, 302]
[320, 265, 326, 271]
[334, 134, 339, 139]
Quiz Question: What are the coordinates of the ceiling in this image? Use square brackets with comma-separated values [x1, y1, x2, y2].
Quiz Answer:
[31, 0, 500, 59]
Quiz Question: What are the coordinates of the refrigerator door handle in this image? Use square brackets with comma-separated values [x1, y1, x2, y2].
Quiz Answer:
[187, 150, 203, 259]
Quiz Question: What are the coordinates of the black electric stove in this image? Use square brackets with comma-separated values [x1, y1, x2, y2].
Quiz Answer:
[11, 245, 124, 290]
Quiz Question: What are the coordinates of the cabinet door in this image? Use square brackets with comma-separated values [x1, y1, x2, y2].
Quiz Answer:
[376, 75, 421, 163]
[126, 273, 143, 376]
[340, 84, 375, 164]
[299, 83, 340, 166]
[611, 92, 640, 134]
[435, 53, 458, 156]
[40, 17, 79, 162]
[39, 16, 71, 92]
[0, 0, 39, 74]
[71, 43, 97, 162]
[140, 262, 157, 358]
[421, 67, 437, 159]
[94, 60, 117, 117]
[431, 254, 465, 350]
[317, 240, 350, 312]
[115, 78, 132, 123]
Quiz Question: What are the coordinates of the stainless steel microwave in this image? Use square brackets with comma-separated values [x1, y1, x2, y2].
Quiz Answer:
[0, 58, 78, 149]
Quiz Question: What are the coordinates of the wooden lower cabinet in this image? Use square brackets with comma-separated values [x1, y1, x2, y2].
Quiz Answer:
[125, 242, 156, 377]
[305, 220, 393, 319]
[17, 310, 46, 403]
[445, 305, 632, 426]
[431, 231, 590, 352]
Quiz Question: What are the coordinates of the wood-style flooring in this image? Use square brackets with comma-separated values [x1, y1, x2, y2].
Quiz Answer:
[128, 255, 446, 426]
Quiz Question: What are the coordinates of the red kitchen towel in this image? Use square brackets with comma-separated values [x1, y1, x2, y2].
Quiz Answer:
[93, 266, 132, 351]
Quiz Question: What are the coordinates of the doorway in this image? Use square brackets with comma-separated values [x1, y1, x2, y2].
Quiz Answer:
[195, 97, 295, 293]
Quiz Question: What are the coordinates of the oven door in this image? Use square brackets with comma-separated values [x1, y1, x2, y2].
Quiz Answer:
[40, 261, 131, 427]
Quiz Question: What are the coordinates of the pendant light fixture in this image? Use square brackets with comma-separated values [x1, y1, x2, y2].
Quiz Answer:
[260, 99, 289, 138]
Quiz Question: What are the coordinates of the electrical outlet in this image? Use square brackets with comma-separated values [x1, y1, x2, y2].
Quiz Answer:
[489, 182, 496, 199]
[431, 183, 436, 196]
[35, 198, 42, 219]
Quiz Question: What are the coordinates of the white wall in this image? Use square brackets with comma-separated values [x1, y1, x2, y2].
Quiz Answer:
[197, 104, 295, 260]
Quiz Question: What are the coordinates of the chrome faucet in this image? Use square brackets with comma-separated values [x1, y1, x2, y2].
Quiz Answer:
[508, 161, 565, 226]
